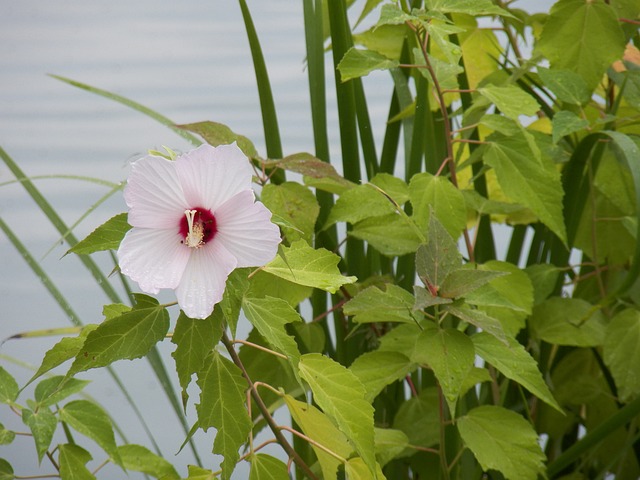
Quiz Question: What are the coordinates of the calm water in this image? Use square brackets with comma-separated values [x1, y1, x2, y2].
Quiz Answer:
[0, 0, 552, 477]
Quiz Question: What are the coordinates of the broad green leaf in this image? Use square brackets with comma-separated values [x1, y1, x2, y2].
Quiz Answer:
[291, 322, 325, 354]
[460, 367, 492, 397]
[185, 465, 216, 480]
[0, 368, 18, 404]
[377, 3, 417, 26]
[409, 173, 466, 240]
[196, 350, 251, 480]
[177, 121, 257, 158]
[604, 309, 640, 402]
[0, 459, 13, 480]
[263, 240, 356, 292]
[472, 332, 562, 412]
[58, 444, 95, 480]
[325, 184, 396, 229]
[298, 354, 377, 476]
[414, 49, 463, 91]
[537, 68, 591, 106]
[427, 0, 515, 17]
[247, 270, 312, 307]
[66, 213, 130, 256]
[444, 304, 507, 344]
[345, 457, 385, 480]
[439, 268, 507, 299]
[370, 173, 410, 205]
[458, 406, 546, 480]
[0, 424, 15, 445]
[551, 110, 589, 144]
[272, 153, 353, 186]
[338, 48, 399, 82]
[284, 395, 353, 480]
[22, 408, 57, 463]
[350, 214, 423, 256]
[413, 285, 453, 310]
[249, 454, 289, 480]
[34, 376, 90, 408]
[67, 294, 169, 376]
[378, 323, 431, 360]
[118, 444, 180, 479]
[462, 189, 524, 216]
[484, 132, 567, 244]
[393, 388, 440, 448]
[59, 400, 122, 467]
[171, 310, 224, 408]
[416, 214, 462, 290]
[525, 264, 561, 306]
[343, 284, 419, 324]
[374, 428, 409, 467]
[536, 0, 626, 90]
[478, 85, 540, 120]
[350, 351, 415, 402]
[220, 268, 250, 336]
[529, 297, 607, 347]
[262, 182, 319, 243]
[413, 328, 475, 414]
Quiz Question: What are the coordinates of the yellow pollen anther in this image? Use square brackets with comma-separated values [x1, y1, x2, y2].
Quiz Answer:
[184, 209, 205, 248]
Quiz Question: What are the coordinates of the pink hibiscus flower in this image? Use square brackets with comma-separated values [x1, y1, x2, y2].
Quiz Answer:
[117, 143, 281, 319]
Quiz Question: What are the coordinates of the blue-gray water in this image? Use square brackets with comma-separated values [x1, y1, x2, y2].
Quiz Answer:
[0, 0, 552, 477]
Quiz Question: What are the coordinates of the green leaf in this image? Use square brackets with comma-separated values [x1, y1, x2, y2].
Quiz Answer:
[374, 428, 409, 467]
[444, 304, 507, 344]
[0, 459, 13, 480]
[604, 309, 640, 403]
[338, 48, 399, 82]
[370, 173, 410, 205]
[34, 376, 90, 408]
[0, 368, 18, 404]
[58, 444, 95, 480]
[246, 270, 312, 307]
[22, 408, 57, 463]
[262, 240, 357, 293]
[458, 406, 546, 480]
[284, 395, 353, 480]
[325, 184, 396, 229]
[171, 310, 224, 408]
[262, 182, 319, 243]
[525, 264, 561, 306]
[427, 0, 515, 17]
[185, 465, 216, 480]
[220, 268, 251, 337]
[271, 152, 352, 186]
[472, 332, 562, 412]
[529, 297, 607, 347]
[343, 284, 419, 324]
[413, 285, 453, 310]
[416, 215, 462, 290]
[537, 68, 591, 106]
[551, 110, 589, 144]
[298, 354, 377, 476]
[118, 444, 180, 479]
[378, 323, 431, 360]
[345, 457, 385, 480]
[409, 173, 466, 240]
[67, 294, 170, 376]
[350, 214, 423, 256]
[478, 85, 540, 120]
[393, 388, 440, 448]
[249, 454, 289, 480]
[439, 268, 508, 299]
[0, 424, 15, 445]
[59, 400, 122, 467]
[66, 213, 130, 256]
[484, 132, 567, 244]
[350, 351, 415, 402]
[177, 121, 257, 158]
[196, 350, 252, 480]
[413, 328, 475, 414]
[535, 0, 626, 90]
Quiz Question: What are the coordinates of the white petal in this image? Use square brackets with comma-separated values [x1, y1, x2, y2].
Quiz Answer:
[117, 227, 190, 293]
[125, 155, 189, 229]
[175, 241, 237, 319]
[215, 190, 281, 267]
[175, 143, 254, 211]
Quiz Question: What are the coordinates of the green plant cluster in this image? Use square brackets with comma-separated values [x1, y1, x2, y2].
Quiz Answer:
[2, 0, 640, 479]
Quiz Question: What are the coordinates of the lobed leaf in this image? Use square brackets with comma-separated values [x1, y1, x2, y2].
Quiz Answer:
[343, 284, 419, 324]
[416, 214, 462, 290]
[262, 182, 319, 243]
[22, 408, 57, 463]
[478, 85, 540, 120]
[58, 444, 95, 480]
[34, 376, 90, 408]
[350, 214, 423, 256]
[325, 184, 396, 229]
[248, 454, 289, 480]
[338, 48, 399, 82]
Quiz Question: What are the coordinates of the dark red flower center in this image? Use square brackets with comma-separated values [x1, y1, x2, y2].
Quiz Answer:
[179, 207, 217, 248]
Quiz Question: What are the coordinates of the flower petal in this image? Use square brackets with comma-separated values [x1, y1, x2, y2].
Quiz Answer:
[215, 190, 281, 267]
[125, 155, 189, 229]
[175, 143, 254, 211]
[117, 227, 191, 294]
[175, 241, 237, 319]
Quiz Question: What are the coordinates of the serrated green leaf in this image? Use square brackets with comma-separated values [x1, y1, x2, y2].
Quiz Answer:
[377, 3, 417, 26]
[462, 189, 524, 216]
[444, 305, 508, 344]
[414, 49, 463, 91]
[427, 0, 515, 17]
[196, 350, 251, 480]
[478, 85, 540, 120]
[22, 408, 57, 463]
[262, 182, 319, 243]
[249, 454, 289, 480]
[551, 110, 589, 144]
[604, 309, 640, 402]
[370, 173, 410, 205]
[458, 405, 545, 480]
[350, 351, 415, 402]
[440, 268, 507, 299]
[409, 173, 466, 240]
[185, 465, 216, 480]
[103, 303, 131, 319]
[0, 368, 18, 405]
[343, 284, 418, 325]
[378, 323, 431, 360]
[171, 310, 224, 408]
[413, 328, 474, 414]
[262, 240, 356, 292]
[67, 294, 169, 376]
[416, 215, 462, 290]
[177, 121, 257, 158]
[464, 261, 533, 313]
[0, 459, 13, 480]
[393, 388, 440, 448]
[58, 444, 95, 480]
[220, 268, 250, 337]
[529, 297, 606, 347]
[325, 184, 396, 229]
[472, 332, 562, 412]
[350, 214, 423, 256]
[345, 457, 385, 480]
[338, 48, 399, 82]
[59, 400, 122, 467]
[246, 270, 312, 307]
[537, 68, 592, 106]
[34, 376, 90, 408]
[66, 213, 130, 256]
[375, 428, 409, 467]
[298, 354, 377, 476]
[118, 444, 180, 479]
[284, 395, 353, 480]
[413, 285, 453, 310]
[0, 424, 15, 445]
[525, 264, 561, 306]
